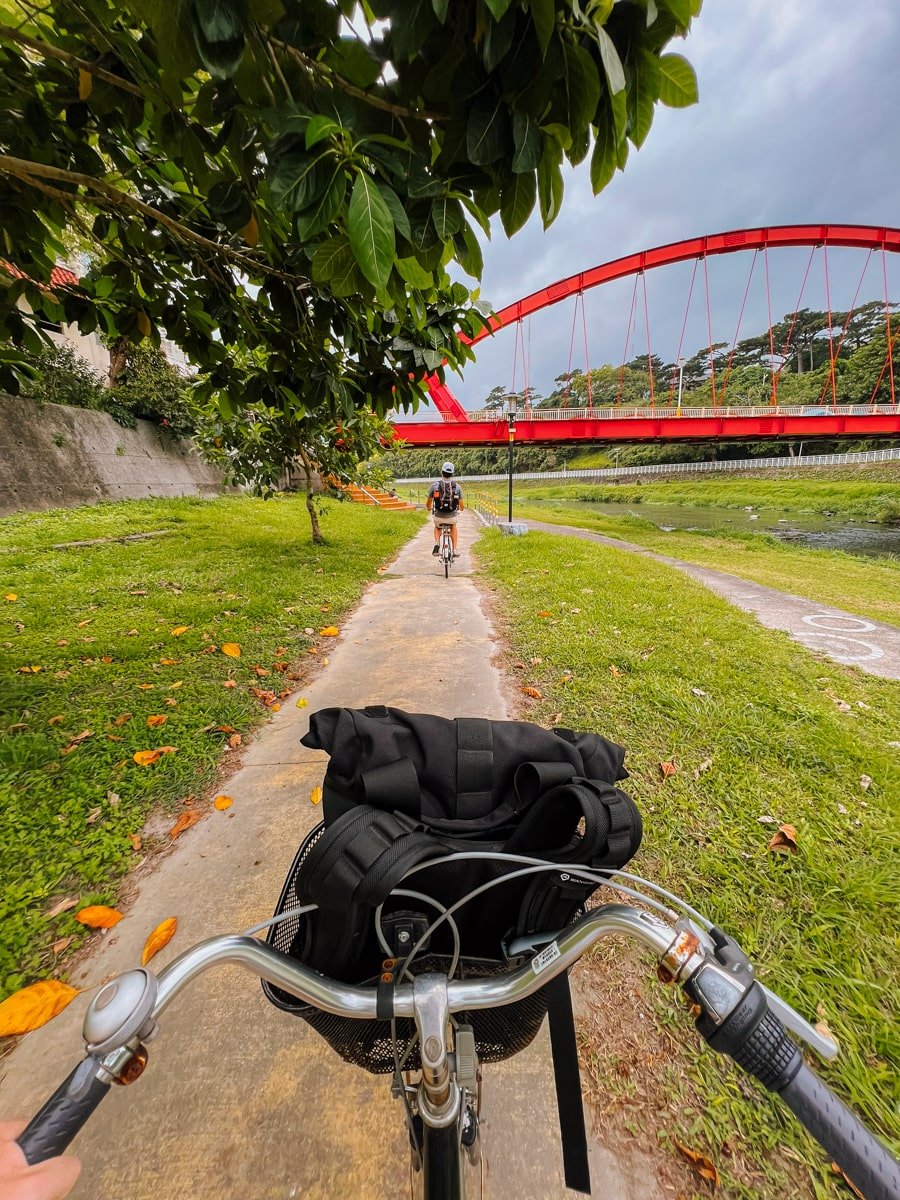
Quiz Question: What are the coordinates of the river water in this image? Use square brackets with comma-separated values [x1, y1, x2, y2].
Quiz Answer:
[527, 499, 900, 559]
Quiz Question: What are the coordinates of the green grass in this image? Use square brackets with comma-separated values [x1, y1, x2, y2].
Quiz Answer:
[506, 499, 900, 627]
[477, 529, 900, 1196]
[502, 474, 900, 523]
[0, 495, 420, 999]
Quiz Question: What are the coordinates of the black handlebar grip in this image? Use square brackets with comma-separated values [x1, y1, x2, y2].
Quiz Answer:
[778, 1063, 900, 1200]
[15, 1058, 111, 1166]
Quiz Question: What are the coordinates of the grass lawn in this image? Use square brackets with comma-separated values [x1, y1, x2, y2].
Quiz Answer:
[500, 498, 900, 627]
[0, 495, 420, 999]
[477, 528, 899, 1197]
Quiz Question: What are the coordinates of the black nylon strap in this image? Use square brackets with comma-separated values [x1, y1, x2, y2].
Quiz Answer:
[455, 718, 494, 819]
[361, 757, 421, 816]
[545, 973, 591, 1195]
[376, 974, 395, 1020]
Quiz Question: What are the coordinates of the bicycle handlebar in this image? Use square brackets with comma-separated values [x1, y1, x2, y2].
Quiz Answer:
[15, 903, 900, 1200]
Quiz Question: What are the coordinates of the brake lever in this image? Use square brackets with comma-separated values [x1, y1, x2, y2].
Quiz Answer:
[760, 985, 839, 1061]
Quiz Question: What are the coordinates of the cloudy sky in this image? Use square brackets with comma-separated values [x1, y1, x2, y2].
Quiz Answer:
[443, 0, 900, 411]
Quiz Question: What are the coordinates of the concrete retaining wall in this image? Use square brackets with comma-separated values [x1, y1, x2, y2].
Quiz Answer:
[0, 394, 226, 516]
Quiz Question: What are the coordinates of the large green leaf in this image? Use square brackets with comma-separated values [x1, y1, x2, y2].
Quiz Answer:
[657, 0, 695, 25]
[563, 41, 601, 132]
[589, 107, 616, 194]
[512, 111, 542, 173]
[594, 26, 626, 95]
[537, 140, 564, 228]
[395, 256, 434, 288]
[500, 172, 537, 237]
[529, 0, 555, 57]
[378, 183, 412, 242]
[323, 38, 381, 88]
[296, 168, 346, 240]
[483, 0, 511, 18]
[484, 11, 516, 71]
[466, 95, 511, 166]
[431, 197, 463, 240]
[268, 152, 327, 212]
[348, 173, 395, 291]
[627, 49, 659, 147]
[657, 53, 699, 107]
[305, 115, 343, 149]
[456, 224, 484, 279]
[311, 236, 361, 297]
[611, 88, 629, 168]
[191, 0, 246, 78]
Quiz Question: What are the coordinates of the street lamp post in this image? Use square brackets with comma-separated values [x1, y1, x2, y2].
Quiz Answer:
[506, 395, 517, 523]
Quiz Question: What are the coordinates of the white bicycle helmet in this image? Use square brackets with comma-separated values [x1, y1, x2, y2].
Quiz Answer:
[441, 461, 455, 476]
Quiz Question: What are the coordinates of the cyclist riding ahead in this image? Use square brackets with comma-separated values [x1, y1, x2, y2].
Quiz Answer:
[427, 462, 463, 557]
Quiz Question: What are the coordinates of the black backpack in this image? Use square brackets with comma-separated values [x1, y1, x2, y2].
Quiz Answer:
[433, 478, 459, 513]
[263, 706, 642, 1193]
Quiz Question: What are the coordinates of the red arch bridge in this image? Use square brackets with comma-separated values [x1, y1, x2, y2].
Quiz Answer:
[393, 224, 900, 448]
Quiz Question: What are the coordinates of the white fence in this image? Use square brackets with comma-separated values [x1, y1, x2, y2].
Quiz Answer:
[396, 447, 900, 486]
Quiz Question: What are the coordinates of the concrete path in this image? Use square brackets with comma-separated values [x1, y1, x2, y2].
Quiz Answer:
[526, 519, 900, 680]
[0, 515, 662, 1200]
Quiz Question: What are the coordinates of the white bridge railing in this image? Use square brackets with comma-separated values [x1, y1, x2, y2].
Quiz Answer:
[400, 403, 900, 424]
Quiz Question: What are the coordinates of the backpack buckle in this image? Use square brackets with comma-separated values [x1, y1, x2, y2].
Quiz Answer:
[382, 911, 431, 958]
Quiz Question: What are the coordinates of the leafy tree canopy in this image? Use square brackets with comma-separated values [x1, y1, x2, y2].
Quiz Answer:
[0, 0, 702, 432]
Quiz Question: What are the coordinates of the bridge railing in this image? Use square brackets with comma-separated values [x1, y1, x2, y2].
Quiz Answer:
[409, 403, 900, 424]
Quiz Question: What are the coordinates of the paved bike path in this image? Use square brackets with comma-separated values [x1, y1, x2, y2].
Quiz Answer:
[0, 515, 661, 1200]
[526, 519, 900, 679]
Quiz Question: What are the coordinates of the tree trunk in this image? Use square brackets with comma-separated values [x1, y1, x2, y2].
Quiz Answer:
[108, 335, 130, 386]
[298, 447, 324, 544]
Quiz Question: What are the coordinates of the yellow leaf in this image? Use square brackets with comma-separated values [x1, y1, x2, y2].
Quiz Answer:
[146, 714, 167, 729]
[296, 698, 309, 708]
[77, 68, 93, 100]
[222, 643, 241, 657]
[170, 680, 183, 689]
[171, 625, 190, 637]
[319, 626, 340, 637]
[17, 665, 42, 674]
[674, 1141, 719, 1187]
[133, 746, 176, 766]
[136, 311, 151, 338]
[48, 715, 64, 726]
[159, 657, 180, 666]
[141, 917, 177, 966]
[4, 593, 17, 602]
[75, 905, 123, 929]
[137, 683, 155, 690]
[113, 713, 132, 726]
[241, 213, 259, 246]
[271, 703, 281, 712]
[310, 786, 322, 805]
[169, 809, 200, 839]
[129, 833, 142, 852]
[214, 795, 233, 810]
[0, 980, 79, 1036]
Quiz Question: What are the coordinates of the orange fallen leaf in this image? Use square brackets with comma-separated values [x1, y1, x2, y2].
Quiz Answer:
[169, 809, 200, 839]
[830, 1163, 864, 1199]
[228, 733, 242, 748]
[113, 713, 132, 726]
[170, 625, 190, 636]
[222, 679, 237, 688]
[129, 833, 143, 852]
[159, 657, 180, 666]
[17, 665, 42, 674]
[310, 786, 322, 805]
[106, 733, 124, 742]
[147, 715, 167, 729]
[201, 644, 218, 654]
[4, 593, 17, 602]
[137, 683, 155, 691]
[222, 643, 241, 658]
[48, 715, 64, 726]
[76, 619, 93, 628]
[660, 760, 678, 779]
[609, 664, 623, 677]
[319, 626, 340, 637]
[674, 1141, 719, 1187]
[768, 823, 798, 854]
[522, 686, 543, 699]
[271, 703, 281, 712]
[46, 896, 78, 919]
[62, 730, 94, 754]
[56, 639, 69, 646]
[536, 610, 553, 618]
[274, 646, 288, 656]
[75, 905, 123, 929]
[0, 980, 79, 1036]
[307, 647, 318, 655]
[100, 655, 113, 664]
[141, 917, 177, 965]
[133, 746, 177, 766]
[272, 661, 289, 672]
[252, 665, 270, 677]
[214, 795, 233, 810]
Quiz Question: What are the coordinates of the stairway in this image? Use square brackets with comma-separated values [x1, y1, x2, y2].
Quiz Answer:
[340, 482, 418, 511]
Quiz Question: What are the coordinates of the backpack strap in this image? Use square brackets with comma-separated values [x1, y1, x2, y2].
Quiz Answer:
[360, 757, 421, 817]
[455, 717, 494, 818]
[545, 972, 591, 1195]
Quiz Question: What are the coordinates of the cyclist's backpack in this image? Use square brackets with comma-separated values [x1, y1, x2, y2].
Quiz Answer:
[263, 705, 642, 1194]
[433, 478, 459, 513]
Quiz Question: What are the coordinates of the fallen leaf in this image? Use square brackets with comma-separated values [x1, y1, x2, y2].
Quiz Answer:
[814, 1013, 838, 1047]
[76, 619, 93, 628]
[0, 980, 79, 1036]
[693, 758, 713, 779]
[107, 791, 120, 807]
[536, 610, 553, 618]
[137, 683, 155, 691]
[4, 593, 17, 602]
[129, 833, 142, 852]
[85, 806, 102, 824]
[275, 646, 288, 656]
[296, 698, 308, 708]
[530, 656, 543, 665]
[202, 644, 218, 654]
[17, 665, 42, 674]
[48, 715, 64, 726]
[215, 724, 237, 733]
[46, 896, 78, 919]
[252, 665, 270, 677]
[222, 643, 241, 657]
[757, 815, 777, 825]
[141, 917, 177, 965]
[768, 823, 799, 854]
[125, 629, 138, 636]
[133, 746, 177, 766]
[691, 687, 707, 697]
[170, 680, 183, 689]
[101, 655, 113, 664]
[322, 657, 329, 666]
[164, 697, 178, 707]
[320, 604, 331, 612]
[310, 785, 322, 805]
[674, 1140, 719, 1187]
[159, 657, 180, 666]
[304, 627, 314, 635]
[113, 713, 132, 726]
[171, 625, 190, 636]
[319, 626, 340, 637]
[169, 809, 200, 839]
[51, 936, 74, 955]
[859, 774, 872, 791]
[660, 760, 678, 779]
[75, 905, 123, 929]
[147, 715, 167, 729]
[272, 661, 289, 672]
[512, 662, 527, 671]
[609, 664, 623, 677]
[833, 698, 852, 713]
[214, 795, 233, 810]
[56, 639, 69, 646]
[830, 1163, 864, 1199]
[62, 730, 94, 754]
[307, 647, 318, 655]
[129, 589, 148, 596]
[522, 686, 543, 699]
[228, 733, 242, 748]
[271, 703, 281, 712]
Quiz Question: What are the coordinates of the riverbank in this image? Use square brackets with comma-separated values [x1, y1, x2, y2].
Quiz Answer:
[477, 525, 900, 1197]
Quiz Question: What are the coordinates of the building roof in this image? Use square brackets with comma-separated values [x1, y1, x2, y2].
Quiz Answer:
[1, 261, 79, 289]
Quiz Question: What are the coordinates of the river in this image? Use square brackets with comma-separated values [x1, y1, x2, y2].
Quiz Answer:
[525, 499, 900, 559]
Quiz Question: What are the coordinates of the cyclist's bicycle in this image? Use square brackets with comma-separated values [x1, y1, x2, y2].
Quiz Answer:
[15, 861, 900, 1200]
[437, 522, 454, 578]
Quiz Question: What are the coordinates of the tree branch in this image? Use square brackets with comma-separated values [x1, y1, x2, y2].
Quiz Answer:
[0, 155, 309, 287]
[0, 22, 144, 96]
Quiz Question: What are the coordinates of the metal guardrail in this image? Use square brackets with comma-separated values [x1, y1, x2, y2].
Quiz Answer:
[396, 447, 900, 486]
[403, 403, 900, 424]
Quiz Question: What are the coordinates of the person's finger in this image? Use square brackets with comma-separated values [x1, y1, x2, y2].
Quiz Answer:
[0, 1120, 28, 1140]
[27, 1154, 82, 1200]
